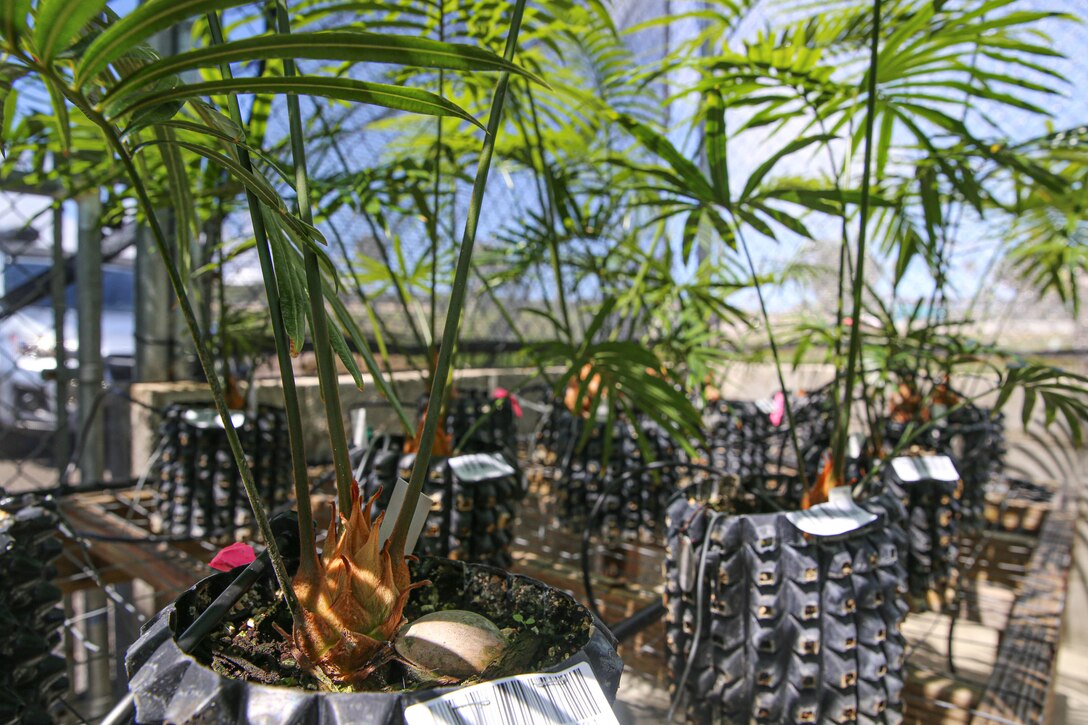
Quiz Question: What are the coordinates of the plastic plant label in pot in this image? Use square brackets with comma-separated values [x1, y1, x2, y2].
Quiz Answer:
[403, 661, 619, 725]
[448, 452, 517, 482]
[890, 455, 959, 483]
[785, 487, 877, 537]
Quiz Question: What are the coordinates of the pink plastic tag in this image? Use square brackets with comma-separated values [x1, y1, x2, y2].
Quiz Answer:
[770, 391, 786, 427]
[209, 542, 257, 571]
[493, 388, 522, 418]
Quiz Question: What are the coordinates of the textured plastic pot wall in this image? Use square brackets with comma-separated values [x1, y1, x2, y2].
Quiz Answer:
[867, 464, 962, 611]
[701, 393, 835, 507]
[938, 408, 1005, 523]
[0, 494, 67, 723]
[152, 405, 292, 542]
[124, 560, 622, 725]
[664, 487, 908, 724]
[531, 405, 684, 540]
[884, 407, 1004, 525]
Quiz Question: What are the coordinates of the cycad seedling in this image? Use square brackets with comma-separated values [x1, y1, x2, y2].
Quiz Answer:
[292, 484, 422, 687]
[0, 0, 534, 691]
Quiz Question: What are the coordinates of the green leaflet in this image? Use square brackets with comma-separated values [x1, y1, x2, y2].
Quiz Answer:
[104, 76, 484, 132]
[103, 30, 546, 105]
[705, 88, 729, 205]
[0, 0, 31, 49]
[262, 207, 307, 357]
[34, 0, 108, 63]
[325, 308, 365, 390]
[610, 111, 715, 201]
[76, 0, 252, 86]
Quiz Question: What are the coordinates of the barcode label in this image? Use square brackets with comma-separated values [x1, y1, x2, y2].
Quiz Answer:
[448, 453, 517, 482]
[403, 662, 618, 725]
[891, 455, 959, 483]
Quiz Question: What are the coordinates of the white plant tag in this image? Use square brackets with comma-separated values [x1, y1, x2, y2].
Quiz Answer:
[847, 433, 865, 460]
[754, 398, 775, 415]
[378, 478, 435, 554]
[403, 491, 434, 555]
[183, 408, 245, 430]
[448, 452, 516, 482]
[403, 661, 619, 725]
[786, 487, 877, 537]
[890, 455, 959, 483]
[350, 408, 367, 448]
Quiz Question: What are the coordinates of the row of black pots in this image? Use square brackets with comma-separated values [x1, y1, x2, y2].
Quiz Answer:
[122, 395, 1003, 723]
[0, 493, 68, 724]
[123, 557, 622, 725]
[357, 434, 525, 568]
[531, 406, 688, 541]
[532, 389, 838, 543]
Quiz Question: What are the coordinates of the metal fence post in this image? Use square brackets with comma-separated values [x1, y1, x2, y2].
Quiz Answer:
[51, 202, 70, 476]
[76, 192, 113, 716]
[134, 223, 174, 383]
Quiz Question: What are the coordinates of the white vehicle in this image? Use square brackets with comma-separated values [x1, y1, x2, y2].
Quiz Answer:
[0, 254, 135, 430]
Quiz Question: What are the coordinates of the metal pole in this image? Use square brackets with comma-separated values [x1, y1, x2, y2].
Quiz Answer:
[77, 194, 103, 480]
[51, 202, 70, 478]
[134, 223, 173, 382]
[76, 193, 112, 715]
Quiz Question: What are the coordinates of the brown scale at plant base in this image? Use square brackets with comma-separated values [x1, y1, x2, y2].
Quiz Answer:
[291, 483, 425, 688]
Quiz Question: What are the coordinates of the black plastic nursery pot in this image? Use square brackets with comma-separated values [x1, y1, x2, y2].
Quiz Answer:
[533, 403, 685, 541]
[663, 477, 908, 724]
[936, 407, 1005, 523]
[417, 388, 519, 456]
[152, 404, 292, 542]
[123, 557, 622, 725]
[398, 451, 525, 568]
[360, 447, 526, 569]
[701, 390, 836, 507]
[0, 493, 67, 724]
[883, 404, 1004, 526]
[866, 455, 964, 612]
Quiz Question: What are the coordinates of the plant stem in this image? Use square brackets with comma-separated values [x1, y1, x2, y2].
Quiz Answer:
[832, 0, 882, 486]
[205, 12, 316, 576]
[430, 0, 445, 351]
[361, 212, 432, 362]
[273, 0, 354, 514]
[390, 0, 527, 556]
[526, 85, 574, 342]
[733, 224, 810, 490]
